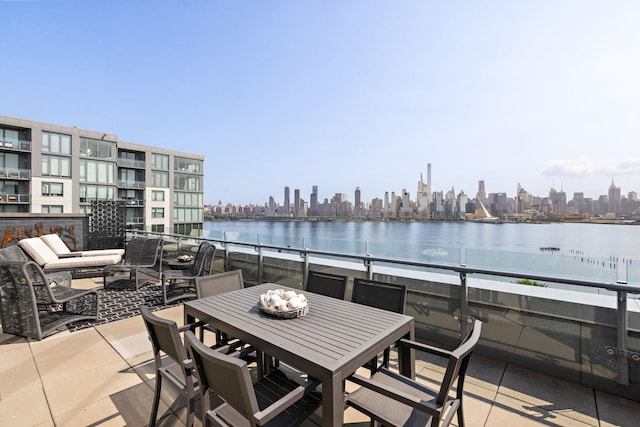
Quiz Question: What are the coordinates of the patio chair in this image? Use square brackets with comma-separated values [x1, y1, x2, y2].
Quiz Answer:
[103, 237, 163, 290]
[352, 277, 407, 373]
[304, 270, 347, 299]
[0, 259, 99, 340]
[141, 305, 201, 427]
[161, 241, 216, 305]
[0, 245, 71, 287]
[184, 330, 322, 427]
[193, 270, 257, 360]
[346, 319, 483, 427]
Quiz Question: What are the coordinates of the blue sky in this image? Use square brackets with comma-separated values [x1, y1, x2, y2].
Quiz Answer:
[2, 1, 639, 205]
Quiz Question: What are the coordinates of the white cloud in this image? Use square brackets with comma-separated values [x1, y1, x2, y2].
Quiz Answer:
[543, 158, 640, 177]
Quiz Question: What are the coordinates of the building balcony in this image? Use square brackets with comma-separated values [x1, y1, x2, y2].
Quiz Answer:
[118, 180, 146, 189]
[0, 168, 31, 180]
[0, 138, 31, 151]
[0, 231, 638, 425]
[117, 158, 146, 168]
[0, 193, 30, 204]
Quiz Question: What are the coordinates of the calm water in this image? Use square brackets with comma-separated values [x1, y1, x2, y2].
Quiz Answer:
[204, 220, 639, 259]
[203, 220, 640, 286]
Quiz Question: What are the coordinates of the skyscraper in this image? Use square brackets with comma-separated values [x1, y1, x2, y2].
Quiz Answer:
[608, 179, 621, 215]
[309, 185, 318, 216]
[284, 186, 290, 216]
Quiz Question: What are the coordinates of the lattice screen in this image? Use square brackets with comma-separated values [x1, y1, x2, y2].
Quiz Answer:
[88, 201, 126, 250]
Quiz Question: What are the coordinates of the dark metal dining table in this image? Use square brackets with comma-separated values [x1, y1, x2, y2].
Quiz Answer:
[184, 282, 415, 427]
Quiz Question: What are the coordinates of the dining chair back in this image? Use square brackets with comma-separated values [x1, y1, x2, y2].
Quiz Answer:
[346, 319, 483, 427]
[195, 269, 244, 298]
[184, 330, 321, 427]
[140, 305, 198, 427]
[305, 270, 347, 299]
[351, 277, 407, 314]
[351, 277, 407, 372]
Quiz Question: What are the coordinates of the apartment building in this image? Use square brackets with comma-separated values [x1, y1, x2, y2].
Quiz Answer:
[0, 115, 204, 236]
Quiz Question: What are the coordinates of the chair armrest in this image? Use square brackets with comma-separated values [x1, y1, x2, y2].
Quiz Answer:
[254, 385, 306, 425]
[398, 338, 454, 359]
[178, 320, 205, 332]
[347, 373, 442, 417]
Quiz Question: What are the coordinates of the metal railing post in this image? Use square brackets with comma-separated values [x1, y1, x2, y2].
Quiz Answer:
[458, 269, 470, 337]
[257, 234, 264, 284]
[615, 290, 629, 385]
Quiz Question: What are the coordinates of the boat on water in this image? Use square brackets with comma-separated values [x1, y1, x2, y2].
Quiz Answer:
[540, 246, 560, 252]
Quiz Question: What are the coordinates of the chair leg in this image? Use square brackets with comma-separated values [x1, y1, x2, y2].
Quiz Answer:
[149, 375, 162, 427]
[186, 395, 195, 427]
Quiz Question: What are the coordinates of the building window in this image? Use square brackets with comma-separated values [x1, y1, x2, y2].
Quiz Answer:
[79, 137, 115, 159]
[152, 207, 165, 218]
[174, 173, 202, 191]
[151, 171, 169, 188]
[0, 128, 19, 144]
[174, 156, 202, 173]
[151, 153, 169, 170]
[42, 182, 64, 197]
[173, 207, 204, 223]
[42, 131, 72, 154]
[152, 190, 165, 201]
[174, 192, 203, 207]
[80, 159, 115, 183]
[42, 155, 71, 177]
[151, 224, 165, 233]
[42, 205, 63, 213]
[80, 184, 115, 202]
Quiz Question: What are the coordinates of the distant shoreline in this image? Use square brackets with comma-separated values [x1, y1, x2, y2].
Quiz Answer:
[204, 216, 639, 225]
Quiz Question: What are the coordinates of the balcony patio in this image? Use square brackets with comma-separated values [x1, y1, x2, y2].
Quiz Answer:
[1, 274, 639, 426]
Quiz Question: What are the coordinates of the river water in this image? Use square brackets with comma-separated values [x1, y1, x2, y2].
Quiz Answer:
[203, 220, 640, 285]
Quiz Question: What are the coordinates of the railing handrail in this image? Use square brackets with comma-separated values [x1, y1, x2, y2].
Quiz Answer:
[137, 230, 640, 294]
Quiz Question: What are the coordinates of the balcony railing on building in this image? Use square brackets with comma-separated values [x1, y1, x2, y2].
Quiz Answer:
[117, 158, 146, 168]
[0, 193, 30, 204]
[0, 167, 31, 180]
[118, 180, 145, 189]
[0, 139, 31, 151]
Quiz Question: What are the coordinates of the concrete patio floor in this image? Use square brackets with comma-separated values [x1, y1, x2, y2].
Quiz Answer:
[1, 277, 639, 426]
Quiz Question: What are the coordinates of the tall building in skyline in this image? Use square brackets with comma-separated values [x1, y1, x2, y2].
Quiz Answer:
[309, 185, 318, 217]
[294, 188, 301, 217]
[609, 179, 621, 215]
[283, 186, 290, 216]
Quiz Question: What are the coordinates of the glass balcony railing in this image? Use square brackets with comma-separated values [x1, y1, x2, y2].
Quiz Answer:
[135, 229, 640, 403]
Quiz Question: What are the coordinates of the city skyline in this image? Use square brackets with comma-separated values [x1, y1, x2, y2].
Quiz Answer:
[3, 2, 640, 205]
[219, 172, 636, 210]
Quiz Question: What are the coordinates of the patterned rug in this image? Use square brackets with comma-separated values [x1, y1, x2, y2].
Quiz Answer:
[67, 284, 186, 332]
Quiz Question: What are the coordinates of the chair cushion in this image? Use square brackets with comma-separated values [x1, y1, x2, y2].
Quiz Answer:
[40, 234, 72, 255]
[41, 234, 125, 257]
[18, 237, 59, 266]
[42, 253, 122, 270]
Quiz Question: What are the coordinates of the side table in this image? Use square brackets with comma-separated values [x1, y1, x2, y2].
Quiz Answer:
[168, 260, 193, 270]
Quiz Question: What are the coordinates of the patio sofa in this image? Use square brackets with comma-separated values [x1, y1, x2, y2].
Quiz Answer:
[40, 233, 124, 258]
[17, 237, 122, 278]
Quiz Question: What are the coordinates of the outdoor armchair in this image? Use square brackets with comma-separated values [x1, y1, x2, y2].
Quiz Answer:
[345, 319, 483, 427]
[103, 237, 163, 290]
[0, 259, 99, 340]
[161, 241, 216, 304]
[184, 330, 322, 427]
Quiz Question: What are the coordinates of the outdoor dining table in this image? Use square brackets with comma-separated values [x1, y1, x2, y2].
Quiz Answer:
[184, 282, 415, 427]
